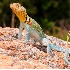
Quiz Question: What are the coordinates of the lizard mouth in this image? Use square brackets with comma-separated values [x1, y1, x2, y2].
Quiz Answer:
[10, 3, 27, 22]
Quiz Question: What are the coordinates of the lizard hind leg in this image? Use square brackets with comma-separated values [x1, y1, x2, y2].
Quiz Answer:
[41, 38, 51, 54]
[47, 44, 51, 55]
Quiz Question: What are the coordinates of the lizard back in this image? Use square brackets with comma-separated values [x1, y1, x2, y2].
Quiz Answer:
[29, 17, 45, 38]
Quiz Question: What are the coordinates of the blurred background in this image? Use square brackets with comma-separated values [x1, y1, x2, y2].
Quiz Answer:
[0, 0, 70, 41]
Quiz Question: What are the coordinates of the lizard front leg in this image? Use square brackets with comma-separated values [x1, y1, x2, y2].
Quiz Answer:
[24, 24, 30, 43]
[18, 22, 24, 39]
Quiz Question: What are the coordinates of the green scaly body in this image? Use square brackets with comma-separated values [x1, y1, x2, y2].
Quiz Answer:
[29, 17, 45, 38]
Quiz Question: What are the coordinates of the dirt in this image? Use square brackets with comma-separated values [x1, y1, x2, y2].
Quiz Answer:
[0, 27, 70, 69]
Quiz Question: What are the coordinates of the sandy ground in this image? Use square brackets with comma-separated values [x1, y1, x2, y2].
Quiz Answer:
[0, 27, 70, 69]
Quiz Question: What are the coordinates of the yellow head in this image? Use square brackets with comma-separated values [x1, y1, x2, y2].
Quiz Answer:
[10, 3, 27, 22]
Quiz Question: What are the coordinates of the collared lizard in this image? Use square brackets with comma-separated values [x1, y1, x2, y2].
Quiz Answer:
[10, 3, 70, 64]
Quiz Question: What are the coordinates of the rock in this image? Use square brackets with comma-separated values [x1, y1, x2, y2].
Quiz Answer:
[0, 27, 69, 69]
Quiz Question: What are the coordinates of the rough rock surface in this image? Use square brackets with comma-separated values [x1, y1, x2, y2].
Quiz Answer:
[0, 27, 70, 69]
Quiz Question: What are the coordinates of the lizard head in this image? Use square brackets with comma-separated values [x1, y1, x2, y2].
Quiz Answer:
[10, 3, 27, 22]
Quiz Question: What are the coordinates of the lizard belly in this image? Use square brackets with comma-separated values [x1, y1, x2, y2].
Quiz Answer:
[30, 29, 41, 42]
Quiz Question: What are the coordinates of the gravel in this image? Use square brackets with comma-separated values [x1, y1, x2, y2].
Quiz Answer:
[0, 27, 70, 69]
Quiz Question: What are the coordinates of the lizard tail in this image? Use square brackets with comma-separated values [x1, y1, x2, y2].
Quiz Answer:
[64, 52, 70, 65]
[42, 38, 70, 65]
[48, 43, 70, 64]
